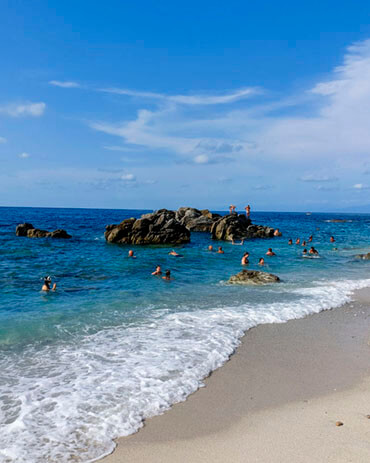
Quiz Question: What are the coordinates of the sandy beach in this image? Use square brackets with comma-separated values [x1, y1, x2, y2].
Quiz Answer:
[100, 288, 370, 463]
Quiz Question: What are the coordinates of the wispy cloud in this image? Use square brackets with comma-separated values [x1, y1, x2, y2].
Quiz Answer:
[0, 102, 46, 117]
[90, 38, 370, 170]
[100, 87, 258, 105]
[353, 183, 370, 190]
[18, 152, 30, 159]
[299, 174, 338, 182]
[49, 80, 80, 88]
[0, 136, 6, 143]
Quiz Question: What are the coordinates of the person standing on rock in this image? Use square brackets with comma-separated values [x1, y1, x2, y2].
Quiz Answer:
[245, 205, 251, 218]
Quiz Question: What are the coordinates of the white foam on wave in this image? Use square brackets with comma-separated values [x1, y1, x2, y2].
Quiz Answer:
[1, 278, 370, 463]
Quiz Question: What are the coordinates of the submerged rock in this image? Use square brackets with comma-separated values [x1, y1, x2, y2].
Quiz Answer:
[105, 209, 190, 245]
[228, 269, 280, 285]
[355, 253, 370, 260]
[16, 223, 71, 239]
[211, 214, 275, 241]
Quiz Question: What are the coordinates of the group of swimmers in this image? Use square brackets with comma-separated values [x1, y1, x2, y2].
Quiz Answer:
[41, 233, 336, 291]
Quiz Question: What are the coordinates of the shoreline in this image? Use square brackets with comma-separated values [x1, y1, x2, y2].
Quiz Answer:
[100, 287, 370, 462]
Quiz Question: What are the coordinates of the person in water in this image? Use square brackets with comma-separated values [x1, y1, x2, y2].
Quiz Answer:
[152, 265, 162, 276]
[162, 270, 173, 281]
[295, 238, 300, 245]
[302, 248, 308, 256]
[266, 248, 276, 256]
[258, 257, 265, 266]
[308, 235, 313, 242]
[41, 276, 56, 292]
[232, 239, 244, 245]
[309, 246, 319, 255]
[273, 229, 281, 237]
[241, 252, 249, 265]
[208, 245, 214, 251]
[128, 250, 136, 258]
[330, 236, 335, 243]
[302, 240, 306, 246]
[288, 239, 293, 245]
[217, 246, 224, 254]
[168, 250, 183, 257]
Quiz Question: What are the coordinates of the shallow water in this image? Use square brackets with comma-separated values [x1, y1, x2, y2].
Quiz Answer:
[0, 207, 370, 462]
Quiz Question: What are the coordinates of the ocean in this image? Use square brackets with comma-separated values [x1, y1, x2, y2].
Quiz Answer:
[0, 207, 370, 463]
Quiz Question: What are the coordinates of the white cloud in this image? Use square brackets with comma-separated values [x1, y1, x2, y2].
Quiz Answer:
[193, 154, 209, 164]
[0, 102, 46, 117]
[0, 136, 6, 143]
[121, 173, 136, 181]
[89, 38, 370, 172]
[100, 87, 258, 105]
[18, 152, 30, 159]
[353, 183, 370, 190]
[49, 80, 80, 88]
[299, 174, 338, 182]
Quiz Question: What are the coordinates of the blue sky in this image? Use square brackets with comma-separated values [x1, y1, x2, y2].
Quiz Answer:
[1, 1, 370, 211]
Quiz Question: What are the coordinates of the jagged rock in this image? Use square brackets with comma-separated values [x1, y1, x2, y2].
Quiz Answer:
[105, 209, 190, 245]
[228, 269, 280, 285]
[211, 214, 276, 241]
[175, 207, 221, 232]
[15, 223, 71, 239]
[15, 223, 34, 236]
[355, 253, 370, 260]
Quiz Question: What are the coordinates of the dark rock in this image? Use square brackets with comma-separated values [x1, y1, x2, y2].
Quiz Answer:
[211, 214, 276, 241]
[105, 210, 190, 245]
[355, 253, 370, 260]
[228, 269, 280, 286]
[15, 223, 34, 236]
[175, 207, 221, 232]
[16, 223, 71, 239]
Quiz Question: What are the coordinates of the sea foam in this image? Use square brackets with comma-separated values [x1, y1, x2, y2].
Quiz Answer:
[0, 277, 369, 463]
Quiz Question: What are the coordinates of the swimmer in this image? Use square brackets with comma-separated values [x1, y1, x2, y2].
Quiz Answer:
[330, 236, 335, 243]
[152, 265, 162, 276]
[217, 246, 225, 254]
[266, 248, 276, 256]
[288, 239, 293, 245]
[208, 245, 214, 251]
[162, 270, 173, 281]
[232, 239, 244, 245]
[302, 240, 306, 246]
[168, 250, 180, 257]
[258, 257, 265, 266]
[273, 229, 280, 237]
[308, 235, 313, 242]
[302, 248, 308, 256]
[295, 238, 300, 245]
[309, 246, 319, 255]
[41, 276, 56, 292]
[241, 252, 250, 265]
[128, 250, 136, 258]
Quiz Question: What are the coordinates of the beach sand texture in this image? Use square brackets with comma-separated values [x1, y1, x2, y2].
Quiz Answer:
[101, 288, 370, 462]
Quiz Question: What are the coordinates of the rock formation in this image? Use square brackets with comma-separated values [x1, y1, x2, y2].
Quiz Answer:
[105, 209, 190, 245]
[228, 269, 280, 285]
[355, 253, 370, 260]
[16, 223, 71, 239]
[175, 207, 221, 232]
[210, 213, 275, 241]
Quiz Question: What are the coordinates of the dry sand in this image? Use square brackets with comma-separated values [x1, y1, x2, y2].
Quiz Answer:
[100, 288, 370, 463]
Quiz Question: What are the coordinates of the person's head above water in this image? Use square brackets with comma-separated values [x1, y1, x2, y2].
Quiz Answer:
[258, 257, 265, 265]
[42, 276, 56, 291]
[303, 248, 307, 254]
[288, 239, 293, 245]
[128, 250, 135, 258]
[330, 236, 335, 242]
[208, 245, 213, 251]
[152, 265, 162, 275]
[217, 246, 224, 253]
[162, 269, 172, 280]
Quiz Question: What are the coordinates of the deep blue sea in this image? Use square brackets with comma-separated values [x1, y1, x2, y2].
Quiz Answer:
[1, 207, 370, 463]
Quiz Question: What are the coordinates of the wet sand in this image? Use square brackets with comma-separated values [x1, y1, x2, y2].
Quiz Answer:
[100, 288, 370, 463]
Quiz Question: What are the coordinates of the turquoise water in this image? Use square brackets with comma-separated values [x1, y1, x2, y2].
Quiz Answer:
[1, 207, 370, 463]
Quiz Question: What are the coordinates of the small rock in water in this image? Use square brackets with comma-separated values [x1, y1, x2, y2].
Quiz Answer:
[228, 269, 280, 286]
[335, 421, 344, 426]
